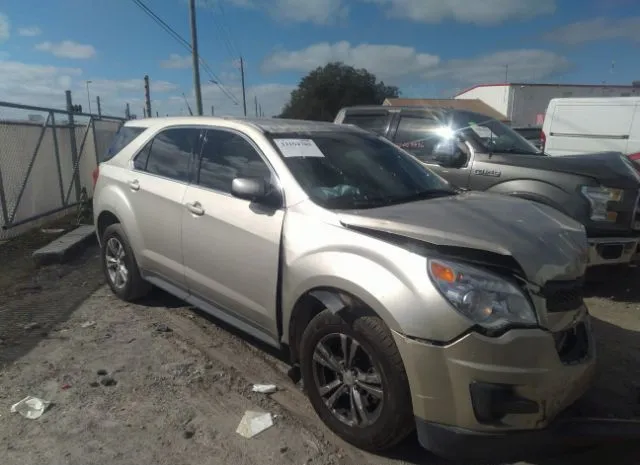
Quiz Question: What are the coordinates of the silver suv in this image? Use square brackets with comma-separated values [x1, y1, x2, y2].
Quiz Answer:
[93, 117, 595, 459]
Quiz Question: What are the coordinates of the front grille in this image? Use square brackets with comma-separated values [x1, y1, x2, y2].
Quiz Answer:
[542, 279, 584, 313]
[553, 322, 590, 364]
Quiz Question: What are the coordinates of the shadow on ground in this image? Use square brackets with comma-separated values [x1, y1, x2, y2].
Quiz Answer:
[0, 242, 105, 366]
[585, 265, 640, 303]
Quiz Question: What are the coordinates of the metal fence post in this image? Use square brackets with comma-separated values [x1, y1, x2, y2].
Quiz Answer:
[0, 166, 9, 230]
[50, 111, 66, 206]
[66, 90, 81, 203]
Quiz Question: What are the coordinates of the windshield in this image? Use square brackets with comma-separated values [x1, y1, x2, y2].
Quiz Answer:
[270, 131, 456, 210]
[453, 112, 541, 155]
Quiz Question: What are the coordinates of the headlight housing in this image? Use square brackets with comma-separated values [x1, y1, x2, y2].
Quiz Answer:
[580, 186, 623, 222]
[428, 259, 537, 331]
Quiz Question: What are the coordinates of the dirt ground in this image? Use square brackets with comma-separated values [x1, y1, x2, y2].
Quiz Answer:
[0, 226, 639, 465]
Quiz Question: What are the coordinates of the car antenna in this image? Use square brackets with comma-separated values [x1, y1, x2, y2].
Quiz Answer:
[182, 93, 194, 116]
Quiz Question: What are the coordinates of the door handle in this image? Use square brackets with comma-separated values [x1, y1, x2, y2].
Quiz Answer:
[186, 201, 205, 216]
[128, 179, 140, 191]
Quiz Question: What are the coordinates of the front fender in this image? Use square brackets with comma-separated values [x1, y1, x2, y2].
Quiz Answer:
[281, 250, 473, 344]
[487, 179, 584, 220]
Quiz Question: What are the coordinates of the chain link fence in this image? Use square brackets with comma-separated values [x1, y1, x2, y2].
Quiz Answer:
[0, 99, 125, 240]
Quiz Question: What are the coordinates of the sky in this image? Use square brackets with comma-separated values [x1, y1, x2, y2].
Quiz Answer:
[0, 0, 639, 119]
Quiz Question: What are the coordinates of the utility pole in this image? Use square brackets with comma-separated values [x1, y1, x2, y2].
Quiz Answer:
[254, 96, 258, 117]
[86, 80, 93, 115]
[240, 57, 247, 117]
[189, 0, 203, 115]
[96, 96, 102, 118]
[144, 75, 152, 118]
[259, 103, 262, 117]
[125, 103, 131, 120]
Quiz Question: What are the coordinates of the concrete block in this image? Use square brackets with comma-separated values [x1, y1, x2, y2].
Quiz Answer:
[32, 225, 97, 266]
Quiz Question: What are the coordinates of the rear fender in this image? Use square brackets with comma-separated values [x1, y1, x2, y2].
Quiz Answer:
[95, 184, 143, 256]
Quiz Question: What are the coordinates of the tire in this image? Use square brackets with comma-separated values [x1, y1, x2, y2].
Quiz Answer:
[101, 223, 151, 302]
[299, 309, 414, 452]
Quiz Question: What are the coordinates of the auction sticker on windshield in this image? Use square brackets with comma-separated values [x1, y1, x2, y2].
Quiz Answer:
[274, 139, 325, 158]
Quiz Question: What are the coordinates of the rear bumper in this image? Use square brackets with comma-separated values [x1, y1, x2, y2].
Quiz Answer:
[587, 236, 638, 266]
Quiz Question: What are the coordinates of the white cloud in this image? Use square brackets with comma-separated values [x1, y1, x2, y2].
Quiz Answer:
[160, 53, 192, 69]
[544, 16, 640, 45]
[362, 0, 555, 25]
[262, 41, 440, 80]
[35, 41, 96, 59]
[0, 13, 10, 41]
[17, 26, 42, 37]
[0, 58, 288, 119]
[271, 0, 347, 24]
[423, 49, 571, 84]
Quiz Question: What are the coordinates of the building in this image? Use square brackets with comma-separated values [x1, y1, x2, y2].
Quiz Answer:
[383, 98, 509, 123]
[454, 83, 640, 128]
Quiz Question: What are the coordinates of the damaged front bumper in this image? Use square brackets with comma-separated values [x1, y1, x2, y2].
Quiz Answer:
[392, 307, 602, 458]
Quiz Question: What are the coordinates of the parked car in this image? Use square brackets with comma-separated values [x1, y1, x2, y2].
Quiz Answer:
[93, 117, 594, 460]
[334, 106, 640, 271]
[512, 126, 543, 150]
[542, 97, 640, 158]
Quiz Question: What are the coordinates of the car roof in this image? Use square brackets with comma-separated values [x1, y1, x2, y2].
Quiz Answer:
[340, 105, 495, 122]
[124, 116, 362, 134]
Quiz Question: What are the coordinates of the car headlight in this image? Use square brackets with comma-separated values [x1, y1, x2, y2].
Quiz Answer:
[428, 259, 537, 330]
[580, 186, 623, 222]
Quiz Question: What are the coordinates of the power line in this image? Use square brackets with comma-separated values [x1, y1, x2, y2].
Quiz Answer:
[130, 0, 239, 105]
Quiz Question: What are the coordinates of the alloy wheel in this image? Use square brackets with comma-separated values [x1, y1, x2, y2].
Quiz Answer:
[105, 237, 129, 289]
[311, 332, 384, 428]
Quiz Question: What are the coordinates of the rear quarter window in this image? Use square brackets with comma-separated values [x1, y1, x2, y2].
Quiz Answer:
[101, 126, 146, 163]
[342, 113, 390, 136]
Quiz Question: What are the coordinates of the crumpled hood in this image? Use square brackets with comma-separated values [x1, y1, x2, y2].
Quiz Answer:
[339, 191, 588, 286]
[511, 151, 640, 188]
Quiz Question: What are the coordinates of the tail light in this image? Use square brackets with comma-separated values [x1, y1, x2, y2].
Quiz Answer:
[92, 166, 100, 188]
[628, 152, 640, 172]
[540, 130, 546, 152]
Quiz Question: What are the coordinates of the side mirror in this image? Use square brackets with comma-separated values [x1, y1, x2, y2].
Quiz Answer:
[433, 140, 466, 168]
[231, 177, 267, 201]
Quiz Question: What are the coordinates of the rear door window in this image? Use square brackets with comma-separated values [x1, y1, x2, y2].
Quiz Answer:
[342, 113, 390, 136]
[135, 127, 201, 183]
[102, 126, 145, 162]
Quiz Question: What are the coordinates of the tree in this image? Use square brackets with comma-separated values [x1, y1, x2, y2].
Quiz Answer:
[279, 62, 400, 121]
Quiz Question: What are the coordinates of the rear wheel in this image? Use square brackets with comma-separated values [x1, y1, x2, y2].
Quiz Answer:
[101, 223, 150, 301]
[299, 309, 414, 452]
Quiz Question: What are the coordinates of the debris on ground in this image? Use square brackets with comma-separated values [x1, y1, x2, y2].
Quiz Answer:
[10, 396, 51, 419]
[24, 322, 40, 331]
[100, 376, 117, 387]
[236, 411, 274, 438]
[252, 384, 277, 394]
[96, 369, 108, 376]
[80, 320, 96, 328]
[154, 323, 172, 333]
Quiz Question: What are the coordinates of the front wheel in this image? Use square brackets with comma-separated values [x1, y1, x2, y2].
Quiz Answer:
[299, 310, 414, 452]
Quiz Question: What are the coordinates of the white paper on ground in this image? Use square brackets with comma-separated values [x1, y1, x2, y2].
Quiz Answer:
[236, 410, 274, 438]
[10, 396, 51, 419]
[252, 384, 277, 394]
[273, 139, 325, 158]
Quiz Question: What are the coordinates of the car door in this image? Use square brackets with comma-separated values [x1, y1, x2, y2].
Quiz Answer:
[181, 127, 284, 338]
[391, 112, 473, 189]
[129, 126, 200, 293]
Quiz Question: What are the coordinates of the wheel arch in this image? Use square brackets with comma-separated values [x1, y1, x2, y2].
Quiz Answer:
[286, 286, 393, 365]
